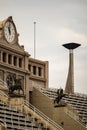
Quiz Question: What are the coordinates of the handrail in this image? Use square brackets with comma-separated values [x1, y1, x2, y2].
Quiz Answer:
[0, 86, 63, 130]
[0, 97, 63, 130]
[24, 100, 64, 130]
[0, 89, 63, 130]
[65, 105, 86, 128]
[0, 90, 8, 98]
[34, 86, 57, 100]
[0, 79, 8, 89]
[34, 87, 87, 128]
[0, 119, 7, 130]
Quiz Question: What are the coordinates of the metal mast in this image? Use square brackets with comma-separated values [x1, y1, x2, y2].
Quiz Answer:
[34, 22, 36, 59]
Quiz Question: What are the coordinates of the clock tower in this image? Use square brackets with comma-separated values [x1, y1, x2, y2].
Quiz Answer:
[0, 16, 18, 44]
[0, 16, 30, 99]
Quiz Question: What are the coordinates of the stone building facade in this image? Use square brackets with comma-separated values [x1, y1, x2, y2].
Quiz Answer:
[0, 16, 48, 100]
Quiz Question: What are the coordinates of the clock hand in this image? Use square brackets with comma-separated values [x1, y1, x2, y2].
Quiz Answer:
[8, 27, 11, 35]
[8, 23, 11, 35]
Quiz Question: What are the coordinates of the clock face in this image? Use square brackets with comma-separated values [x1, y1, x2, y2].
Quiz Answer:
[4, 21, 16, 43]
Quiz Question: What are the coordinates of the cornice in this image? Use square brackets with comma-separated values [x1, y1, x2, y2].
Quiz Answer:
[0, 62, 30, 75]
[0, 39, 30, 56]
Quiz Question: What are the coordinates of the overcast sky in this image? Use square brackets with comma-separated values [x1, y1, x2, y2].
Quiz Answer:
[0, 0, 87, 94]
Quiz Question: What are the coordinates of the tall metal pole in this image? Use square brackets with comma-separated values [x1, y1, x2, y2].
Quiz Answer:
[34, 22, 36, 59]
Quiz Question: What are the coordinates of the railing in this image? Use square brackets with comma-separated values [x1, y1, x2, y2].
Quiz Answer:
[0, 90, 8, 105]
[75, 92, 87, 98]
[24, 100, 64, 130]
[34, 87, 87, 128]
[0, 102, 33, 130]
[0, 90, 8, 98]
[0, 83, 64, 130]
[0, 79, 8, 90]
[65, 105, 86, 128]
[0, 79, 8, 103]
[0, 119, 7, 130]
[35, 86, 57, 99]
[0, 87, 64, 130]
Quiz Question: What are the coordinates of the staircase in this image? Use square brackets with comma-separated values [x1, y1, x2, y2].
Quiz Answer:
[0, 91, 52, 130]
[24, 100, 64, 130]
[0, 100, 40, 130]
[0, 79, 64, 130]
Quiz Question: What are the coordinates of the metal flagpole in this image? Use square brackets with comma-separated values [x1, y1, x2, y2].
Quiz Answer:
[34, 22, 36, 59]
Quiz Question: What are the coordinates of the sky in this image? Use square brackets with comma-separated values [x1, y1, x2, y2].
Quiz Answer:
[0, 0, 87, 94]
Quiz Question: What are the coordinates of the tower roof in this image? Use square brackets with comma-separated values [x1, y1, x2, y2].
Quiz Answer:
[62, 42, 81, 50]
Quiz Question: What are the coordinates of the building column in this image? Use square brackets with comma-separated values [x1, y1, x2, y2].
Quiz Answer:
[12, 55, 14, 66]
[41, 67, 44, 78]
[31, 66, 33, 75]
[0, 51, 1, 62]
[45, 61, 49, 88]
[36, 66, 38, 76]
[0, 51, 3, 62]
[22, 58, 24, 69]
[3, 70, 7, 83]
[17, 57, 19, 68]
[6, 53, 8, 64]
[25, 73, 29, 101]
[24, 55, 29, 71]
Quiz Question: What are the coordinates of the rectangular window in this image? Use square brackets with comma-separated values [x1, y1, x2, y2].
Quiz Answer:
[8, 54, 12, 64]
[3, 52, 6, 62]
[28, 64, 31, 71]
[38, 67, 42, 76]
[19, 58, 22, 68]
[33, 66, 36, 75]
[14, 56, 17, 66]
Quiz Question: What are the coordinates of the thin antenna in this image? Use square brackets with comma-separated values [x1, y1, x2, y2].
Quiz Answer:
[34, 22, 36, 59]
